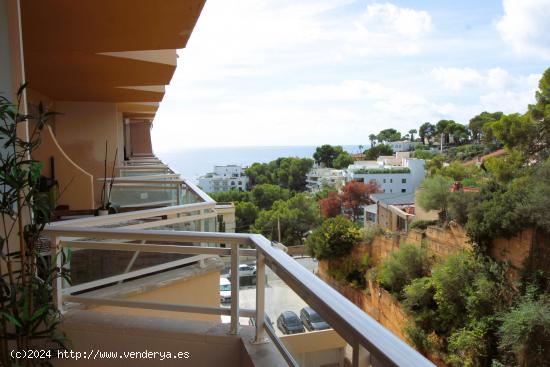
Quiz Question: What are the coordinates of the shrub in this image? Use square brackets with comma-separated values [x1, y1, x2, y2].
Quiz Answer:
[498, 290, 550, 367]
[447, 318, 492, 367]
[345, 253, 372, 288]
[376, 244, 431, 298]
[443, 144, 489, 161]
[364, 225, 384, 244]
[306, 216, 363, 260]
[409, 220, 438, 230]
[412, 149, 438, 159]
[448, 190, 480, 226]
[403, 252, 513, 363]
[354, 167, 411, 174]
[403, 277, 439, 335]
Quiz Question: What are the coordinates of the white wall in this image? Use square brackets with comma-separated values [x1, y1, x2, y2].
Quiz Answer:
[199, 166, 248, 193]
[346, 158, 425, 194]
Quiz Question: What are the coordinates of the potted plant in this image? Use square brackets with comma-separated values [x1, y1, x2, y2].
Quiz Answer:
[1, 85, 71, 366]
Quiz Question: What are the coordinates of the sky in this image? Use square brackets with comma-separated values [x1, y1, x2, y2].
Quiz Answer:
[151, 0, 550, 152]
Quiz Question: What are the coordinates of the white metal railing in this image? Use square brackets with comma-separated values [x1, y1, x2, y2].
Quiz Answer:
[44, 225, 434, 367]
[50, 157, 433, 366]
[100, 156, 215, 208]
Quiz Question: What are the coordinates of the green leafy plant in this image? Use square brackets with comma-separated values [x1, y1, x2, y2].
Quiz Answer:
[498, 288, 550, 367]
[306, 216, 362, 260]
[409, 220, 438, 230]
[354, 167, 411, 174]
[363, 225, 383, 244]
[417, 175, 454, 223]
[0, 86, 71, 366]
[402, 252, 513, 364]
[376, 244, 431, 299]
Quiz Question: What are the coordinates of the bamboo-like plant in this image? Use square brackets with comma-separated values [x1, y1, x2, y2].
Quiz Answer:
[0, 85, 70, 366]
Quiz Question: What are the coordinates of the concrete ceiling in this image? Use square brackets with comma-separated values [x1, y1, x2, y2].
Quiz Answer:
[20, 0, 205, 117]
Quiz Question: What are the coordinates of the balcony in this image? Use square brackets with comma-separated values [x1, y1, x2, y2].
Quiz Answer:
[43, 156, 434, 367]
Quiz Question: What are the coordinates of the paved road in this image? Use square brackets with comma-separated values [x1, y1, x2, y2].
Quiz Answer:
[221, 257, 320, 336]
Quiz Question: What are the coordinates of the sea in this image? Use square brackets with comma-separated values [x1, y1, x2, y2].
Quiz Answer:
[158, 145, 363, 183]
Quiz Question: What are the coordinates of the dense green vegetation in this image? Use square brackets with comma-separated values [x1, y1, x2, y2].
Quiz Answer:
[245, 157, 313, 192]
[363, 143, 393, 160]
[305, 216, 363, 259]
[375, 244, 431, 299]
[209, 67, 550, 367]
[409, 68, 550, 366]
[402, 252, 513, 367]
[354, 167, 411, 174]
[313, 144, 354, 168]
[251, 193, 320, 246]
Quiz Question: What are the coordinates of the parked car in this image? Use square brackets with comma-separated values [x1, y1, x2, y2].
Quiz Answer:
[277, 311, 305, 335]
[300, 307, 330, 331]
[229, 264, 256, 277]
[220, 277, 231, 303]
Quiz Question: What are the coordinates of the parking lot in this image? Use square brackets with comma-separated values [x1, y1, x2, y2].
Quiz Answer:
[221, 257, 320, 336]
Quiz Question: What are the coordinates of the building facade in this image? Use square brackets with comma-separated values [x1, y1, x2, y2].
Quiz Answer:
[346, 155, 425, 194]
[306, 167, 345, 192]
[387, 140, 419, 152]
[198, 165, 248, 193]
[365, 193, 415, 231]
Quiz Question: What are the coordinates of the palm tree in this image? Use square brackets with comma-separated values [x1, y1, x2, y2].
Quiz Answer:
[408, 129, 417, 142]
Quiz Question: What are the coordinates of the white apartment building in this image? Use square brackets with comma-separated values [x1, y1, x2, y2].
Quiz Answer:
[346, 155, 425, 194]
[198, 165, 249, 193]
[387, 140, 419, 152]
[306, 167, 345, 192]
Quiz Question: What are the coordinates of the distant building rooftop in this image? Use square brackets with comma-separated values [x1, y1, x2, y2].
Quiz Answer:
[371, 192, 415, 205]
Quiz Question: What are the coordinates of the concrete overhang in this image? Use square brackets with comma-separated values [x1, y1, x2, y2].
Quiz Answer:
[23, 51, 174, 102]
[20, 0, 205, 53]
[20, 0, 205, 116]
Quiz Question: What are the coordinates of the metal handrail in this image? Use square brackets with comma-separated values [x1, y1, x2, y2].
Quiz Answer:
[44, 225, 434, 367]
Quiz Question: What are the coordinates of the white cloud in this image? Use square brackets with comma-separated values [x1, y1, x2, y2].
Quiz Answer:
[341, 3, 432, 57]
[431, 66, 539, 93]
[362, 3, 432, 38]
[496, 0, 550, 59]
[151, 0, 546, 153]
[430, 67, 483, 91]
[429, 66, 540, 114]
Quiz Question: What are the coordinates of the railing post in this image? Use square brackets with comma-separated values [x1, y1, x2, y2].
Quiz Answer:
[253, 250, 269, 343]
[50, 235, 63, 313]
[352, 342, 370, 367]
[229, 243, 240, 334]
[176, 183, 182, 206]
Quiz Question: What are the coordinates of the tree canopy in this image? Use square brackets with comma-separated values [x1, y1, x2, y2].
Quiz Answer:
[333, 151, 355, 169]
[306, 216, 363, 260]
[341, 180, 379, 221]
[363, 144, 393, 160]
[417, 175, 453, 222]
[377, 128, 402, 143]
[250, 183, 291, 210]
[469, 111, 503, 142]
[419, 122, 436, 145]
[234, 201, 259, 232]
[313, 145, 344, 167]
[251, 193, 320, 246]
[245, 157, 313, 192]
[313, 145, 355, 169]
[319, 191, 342, 219]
